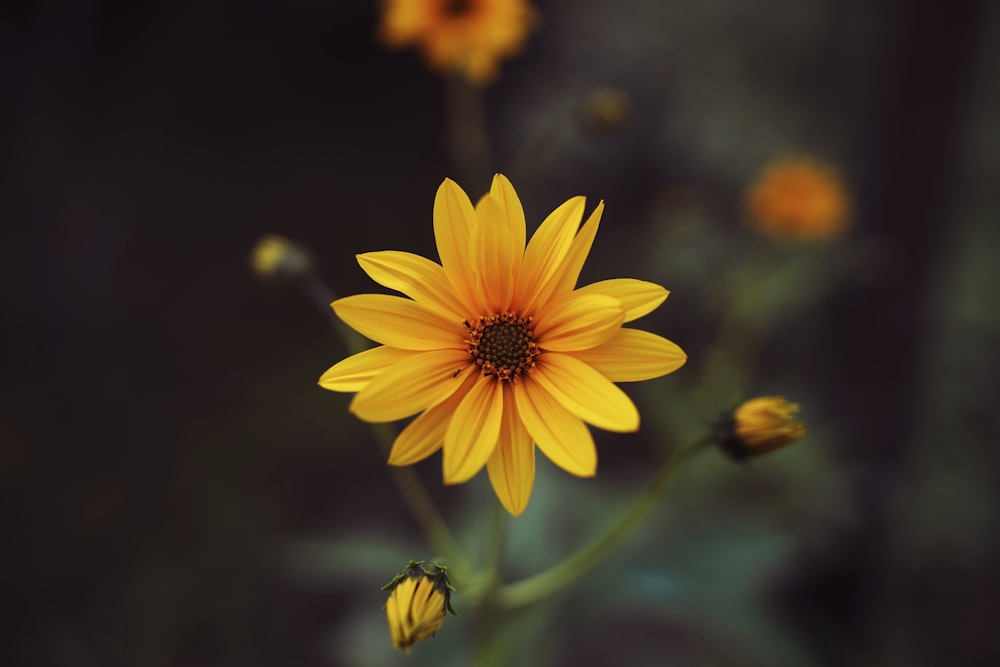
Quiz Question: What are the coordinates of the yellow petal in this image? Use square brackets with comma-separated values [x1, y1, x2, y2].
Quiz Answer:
[486, 384, 536, 515]
[574, 279, 669, 322]
[574, 329, 687, 382]
[350, 349, 471, 422]
[318, 345, 414, 393]
[472, 194, 516, 312]
[433, 178, 480, 313]
[388, 369, 476, 466]
[332, 294, 463, 350]
[532, 353, 639, 432]
[515, 196, 586, 314]
[513, 377, 596, 477]
[443, 377, 503, 484]
[489, 174, 526, 267]
[546, 201, 603, 301]
[356, 251, 468, 321]
[534, 294, 624, 352]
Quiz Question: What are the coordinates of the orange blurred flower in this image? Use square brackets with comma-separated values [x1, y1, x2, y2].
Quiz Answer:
[745, 158, 851, 242]
[378, 0, 538, 84]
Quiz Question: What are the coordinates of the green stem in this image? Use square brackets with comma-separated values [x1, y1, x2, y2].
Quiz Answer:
[492, 437, 711, 609]
[483, 503, 507, 582]
[302, 271, 473, 577]
[445, 75, 493, 188]
[372, 423, 473, 579]
[464, 503, 508, 601]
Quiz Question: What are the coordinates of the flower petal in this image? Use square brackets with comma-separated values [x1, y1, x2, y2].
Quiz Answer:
[350, 349, 471, 422]
[472, 194, 516, 312]
[574, 279, 669, 322]
[532, 353, 639, 432]
[318, 345, 415, 393]
[356, 251, 468, 321]
[514, 377, 596, 477]
[515, 196, 586, 314]
[443, 377, 503, 484]
[534, 294, 624, 352]
[547, 201, 604, 301]
[573, 329, 687, 382]
[332, 294, 464, 350]
[486, 384, 536, 515]
[433, 178, 480, 313]
[388, 369, 477, 466]
[489, 174, 526, 269]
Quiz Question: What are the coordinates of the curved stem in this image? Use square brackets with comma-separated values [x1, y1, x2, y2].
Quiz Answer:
[492, 437, 712, 609]
[372, 423, 473, 578]
[302, 271, 473, 577]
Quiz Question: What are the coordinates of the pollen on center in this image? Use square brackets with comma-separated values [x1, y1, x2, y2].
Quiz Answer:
[464, 312, 539, 382]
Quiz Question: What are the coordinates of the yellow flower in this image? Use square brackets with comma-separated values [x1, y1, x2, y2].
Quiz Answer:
[378, 0, 538, 84]
[745, 158, 851, 242]
[383, 561, 455, 652]
[718, 396, 807, 459]
[319, 175, 686, 515]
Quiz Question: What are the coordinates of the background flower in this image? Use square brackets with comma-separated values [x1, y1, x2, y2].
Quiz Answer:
[378, 0, 538, 83]
[745, 157, 851, 242]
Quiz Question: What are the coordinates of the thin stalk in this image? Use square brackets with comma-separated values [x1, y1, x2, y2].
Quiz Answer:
[302, 270, 472, 576]
[492, 437, 712, 609]
[445, 75, 493, 188]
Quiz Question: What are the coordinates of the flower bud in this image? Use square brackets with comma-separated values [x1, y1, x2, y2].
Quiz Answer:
[715, 396, 806, 460]
[382, 561, 456, 652]
[249, 234, 313, 282]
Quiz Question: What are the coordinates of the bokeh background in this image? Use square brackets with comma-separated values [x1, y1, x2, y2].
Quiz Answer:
[4, 0, 998, 665]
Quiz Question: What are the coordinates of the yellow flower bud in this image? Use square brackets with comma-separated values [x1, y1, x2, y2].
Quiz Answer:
[382, 561, 456, 652]
[249, 234, 312, 281]
[717, 396, 807, 460]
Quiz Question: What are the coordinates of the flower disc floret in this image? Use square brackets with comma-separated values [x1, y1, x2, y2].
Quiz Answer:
[466, 312, 539, 382]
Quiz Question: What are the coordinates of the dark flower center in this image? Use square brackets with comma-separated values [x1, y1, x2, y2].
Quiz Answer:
[465, 312, 539, 382]
[442, 0, 474, 17]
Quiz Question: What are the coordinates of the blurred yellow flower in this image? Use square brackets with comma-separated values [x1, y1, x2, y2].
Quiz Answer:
[382, 561, 455, 652]
[320, 175, 686, 515]
[745, 158, 851, 242]
[718, 396, 807, 460]
[378, 0, 538, 84]
[249, 234, 312, 281]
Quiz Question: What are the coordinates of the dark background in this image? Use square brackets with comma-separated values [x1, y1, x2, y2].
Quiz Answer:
[4, 0, 998, 665]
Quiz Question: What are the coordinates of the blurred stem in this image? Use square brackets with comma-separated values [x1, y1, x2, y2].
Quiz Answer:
[301, 273, 367, 353]
[492, 436, 712, 609]
[374, 425, 474, 579]
[467, 506, 509, 667]
[445, 75, 493, 188]
[484, 503, 507, 583]
[301, 270, 473, 578]
[465, 503, 507, 601]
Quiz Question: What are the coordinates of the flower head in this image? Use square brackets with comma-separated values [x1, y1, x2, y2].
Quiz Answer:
[378, 0, 538, 84]
[716, 396, 807, 460]
[745, 158, 851, 242]
[382, 560, 456, 652]
[319, 175, 686, 515]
